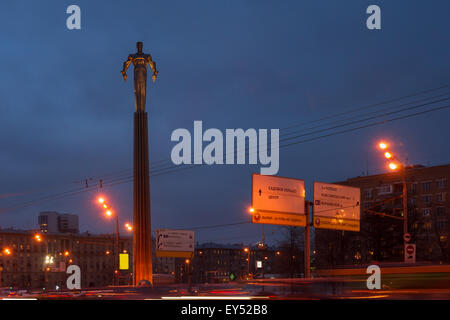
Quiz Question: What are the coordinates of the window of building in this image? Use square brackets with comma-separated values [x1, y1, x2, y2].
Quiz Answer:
[377, 185, 392, 195]
[423, 195, 432, 206]
[408, 183, 418, 193]
[363, 189, 372, 200]
[437, 192, 446, 202]
[436, 207, 446, 216]
[364, 201, 373, 209]
[422, 208, 432, 217]
[422, 181, 432, 192]
[437, 179, 446, 189]
[393, 183, 403, 193]
[437, 221, 448, 230]
[408, 197, 417, 207]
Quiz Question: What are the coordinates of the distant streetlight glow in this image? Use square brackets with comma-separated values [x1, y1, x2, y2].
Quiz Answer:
[249, 207, 255, 213]
[384, 151, 392, 159]
[3, 248, 12, 256]
[379, 142, 388, 150]
[125, 223, 132, 231]
[34, 234, 42, 242]
[106, 210, 113, 217]
[98, 197, 105, 204]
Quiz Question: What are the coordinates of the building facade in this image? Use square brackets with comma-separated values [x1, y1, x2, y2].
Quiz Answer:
[315, 164, 450, 267]
[0, 229, 131, 289]
[183, 243, 277, 283]
[38, 212, 79, 234]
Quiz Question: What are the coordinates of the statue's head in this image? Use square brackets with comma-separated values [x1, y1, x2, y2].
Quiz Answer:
[136, 41, 143, 54]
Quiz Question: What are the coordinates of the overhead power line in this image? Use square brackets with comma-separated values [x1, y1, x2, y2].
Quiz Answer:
[2, 85, 450, 214]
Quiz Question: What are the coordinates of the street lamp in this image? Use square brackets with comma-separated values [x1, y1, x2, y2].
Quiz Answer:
[377, 140, 409, 262]
[389, 162, 399, 170]
[125, 223, 133, 232]
[97, 196, 120, 285]
[243, 247, 250, 278]
[378, 142, 388, 150]
[2, 248, 12, 256]
[34, 234, 42, 242]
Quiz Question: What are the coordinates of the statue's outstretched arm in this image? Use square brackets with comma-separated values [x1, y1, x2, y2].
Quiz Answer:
[148, 55, 158, 82]
[121, 55, 133, 81]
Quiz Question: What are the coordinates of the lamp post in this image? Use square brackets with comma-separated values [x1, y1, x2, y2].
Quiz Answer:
[98, 196, 120, 285]
[244, 247, 250, 278]
[378, 141, 408, 261]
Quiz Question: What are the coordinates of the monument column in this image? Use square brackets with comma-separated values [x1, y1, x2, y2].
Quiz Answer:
[133, 109, 152, 285]
[121, 41, 158, 285]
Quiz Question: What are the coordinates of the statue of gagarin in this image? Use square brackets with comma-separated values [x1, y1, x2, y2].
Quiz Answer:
[121, 41, 158, 112]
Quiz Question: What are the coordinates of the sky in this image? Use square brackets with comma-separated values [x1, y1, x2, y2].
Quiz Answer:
[0, 0, 449, 246]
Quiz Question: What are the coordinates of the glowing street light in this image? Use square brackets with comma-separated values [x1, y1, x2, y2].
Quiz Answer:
[389, 162, 399, 170]
[376, 138, 410, 263]
[64, 251, 70, 257]
[3, 248, 12, 256]
[125, 223, 133, 231]
[96, 195, 120, 285]
[249, 207, 255, 213]
[34, 234, 42, 242]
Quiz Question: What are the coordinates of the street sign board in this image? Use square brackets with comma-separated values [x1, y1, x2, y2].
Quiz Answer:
[156, 229, 195, 258]
[252, 174, 306, 227]
[313, 182, 361, 231]
[404, 244, 416, 263]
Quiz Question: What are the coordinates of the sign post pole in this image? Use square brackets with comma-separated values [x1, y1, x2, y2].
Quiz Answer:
[304, 201, 311, 279]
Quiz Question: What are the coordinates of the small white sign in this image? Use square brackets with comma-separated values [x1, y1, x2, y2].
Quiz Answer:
[256, 261, 262, 269]
[156, 229, 195, 252]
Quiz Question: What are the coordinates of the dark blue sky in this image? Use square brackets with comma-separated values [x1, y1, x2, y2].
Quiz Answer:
[1, 1, 449, 245]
